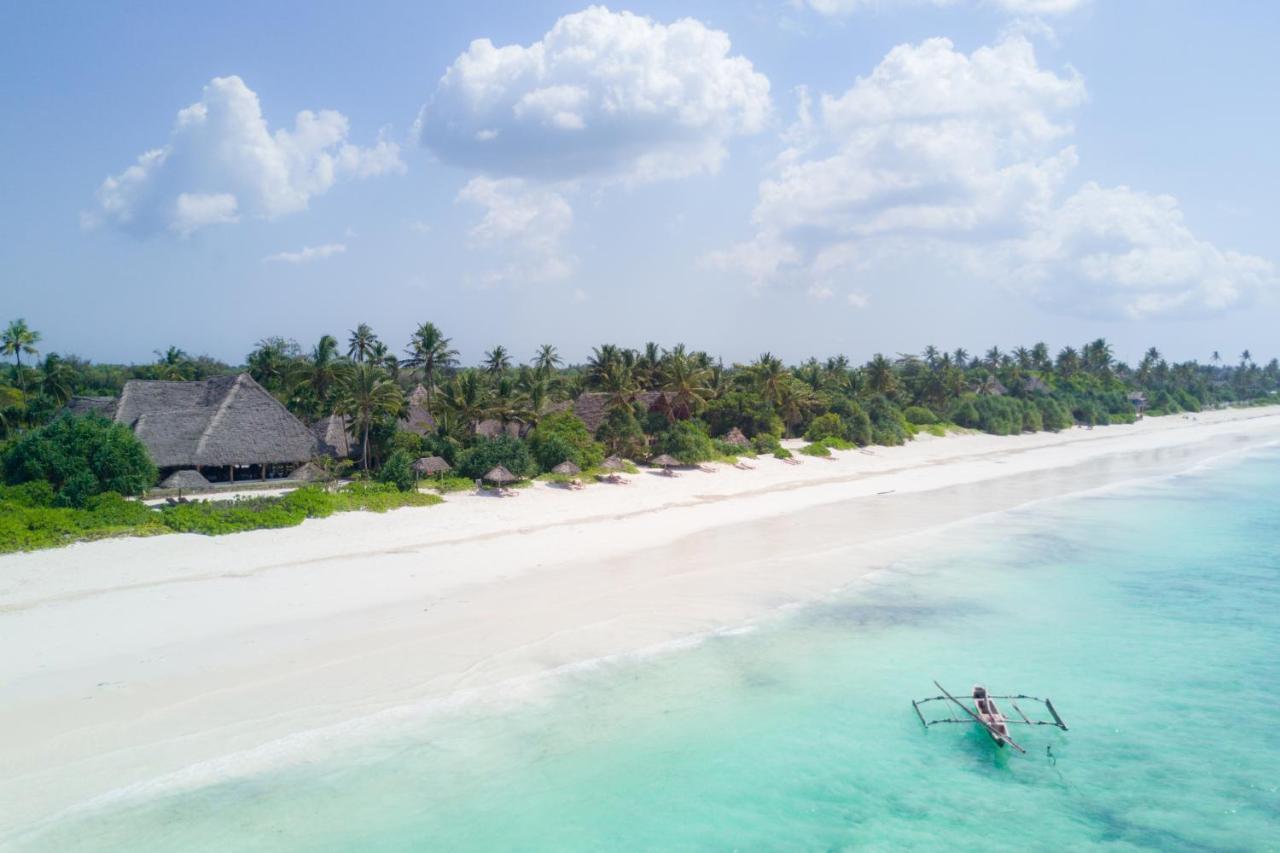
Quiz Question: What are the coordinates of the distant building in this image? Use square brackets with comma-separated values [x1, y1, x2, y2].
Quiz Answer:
[67, 373, 316, 482]
[311, 414, 357, 459]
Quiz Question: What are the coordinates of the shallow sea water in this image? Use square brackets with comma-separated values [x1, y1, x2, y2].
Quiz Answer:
[16, 449, 1280, 851]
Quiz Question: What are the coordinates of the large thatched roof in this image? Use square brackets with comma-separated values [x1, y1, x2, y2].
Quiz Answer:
[413, 455, 452, 475]
[311, 414, 356, 459]
[66, 396, 117, 417]
[572, 391, 675, 433]
[159, 468, 211, 490]
[95, 374, 316, 468]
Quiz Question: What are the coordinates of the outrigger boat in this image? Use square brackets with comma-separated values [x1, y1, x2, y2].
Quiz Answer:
[912, 681, 1067, 754]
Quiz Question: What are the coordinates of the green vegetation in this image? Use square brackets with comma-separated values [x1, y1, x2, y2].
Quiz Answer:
[0, 483, 441, 553]
[3, 316, 1279, 553]
[3, 414, 156, 506]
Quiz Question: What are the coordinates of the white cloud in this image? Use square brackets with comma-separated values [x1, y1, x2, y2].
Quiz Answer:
[717, 35, 1084, 283]
[1017, 183, 1275, 318]
[798, 0, 1088, 16]
[87, 76, 404, 236]
[846, 291, 870, 308]
[417, 6, 771, 184]
[456, 177, 577, 282]
[263, 243, 347, 264]
[712, 33, 1273, 320]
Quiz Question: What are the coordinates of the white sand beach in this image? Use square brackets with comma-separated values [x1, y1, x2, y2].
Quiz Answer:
[3, 407, 1279, 839]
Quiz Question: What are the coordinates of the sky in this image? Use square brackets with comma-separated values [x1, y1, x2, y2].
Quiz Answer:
[2, 0, 1277, 368]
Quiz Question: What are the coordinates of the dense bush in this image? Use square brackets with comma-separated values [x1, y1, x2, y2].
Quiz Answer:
[528, 411, 604, 472]
[903, 406, 938, 425]
[456, 436, 535, 481]
[378, 449, 416, 492]
[865, 395, 910, 446]
[702, 391, 783, 439]
[651, 420, 717, 464]
[804, 413, 844, 442]
[594, 407, 648, 460]
[3, 414, 156, 507]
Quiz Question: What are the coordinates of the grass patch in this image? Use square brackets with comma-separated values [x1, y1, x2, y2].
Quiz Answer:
[423, 475, 476, 494]
[0, 483, 441, 553]
[798, 443, 832, 457]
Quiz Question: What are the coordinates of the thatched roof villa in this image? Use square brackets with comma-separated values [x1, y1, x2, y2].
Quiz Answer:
[402, 385, 437, 436]
[312, 414, 357, 459]
[67, 373, 316, 483]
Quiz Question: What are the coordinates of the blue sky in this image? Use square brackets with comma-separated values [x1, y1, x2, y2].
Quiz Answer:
[2, 1, 1277, 367]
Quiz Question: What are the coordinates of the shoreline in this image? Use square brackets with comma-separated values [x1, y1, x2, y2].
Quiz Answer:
[3, 406, 1280, 839]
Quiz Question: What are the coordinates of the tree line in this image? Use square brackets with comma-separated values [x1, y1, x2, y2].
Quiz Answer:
[4, 318, 1279, 482]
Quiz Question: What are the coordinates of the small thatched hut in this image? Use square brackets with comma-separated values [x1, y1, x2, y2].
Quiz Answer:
[413, 456, 452, 476]
[159, 469, 212, 491]
[288, 461, 329, 482]
[650, 454, 681, 468]
[722, 427, 750, 448]
[551, 461, 581, 475]
[600, 455, 626, 471]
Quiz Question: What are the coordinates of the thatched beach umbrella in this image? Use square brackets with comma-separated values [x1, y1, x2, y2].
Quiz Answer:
[160, 469, 212, 491]
[483, 464, 519, 485]
[600, 455, 626, 471]
[551, 461, 581, 475]
[650, 454, 681, 469]
[413, 455, 452, 476]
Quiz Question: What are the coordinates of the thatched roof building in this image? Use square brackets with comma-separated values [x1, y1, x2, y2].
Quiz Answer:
[1021, 376, 1050, 395]
[402, 385, 437, 436]
[572, 391, 677, 433]
[159, 469, 211, 491]
[722, 427, 750, 448]
[68, 373, 316, 481]
[311, 414, 356, 459]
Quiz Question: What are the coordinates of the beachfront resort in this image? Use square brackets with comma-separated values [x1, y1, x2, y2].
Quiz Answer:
[2, 317, 1277, 551]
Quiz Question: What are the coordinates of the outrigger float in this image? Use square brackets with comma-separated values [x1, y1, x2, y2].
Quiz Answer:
[912, 681, 1067, 754]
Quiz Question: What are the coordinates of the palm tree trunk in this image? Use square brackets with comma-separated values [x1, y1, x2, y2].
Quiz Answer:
[362, 418, 371, 471]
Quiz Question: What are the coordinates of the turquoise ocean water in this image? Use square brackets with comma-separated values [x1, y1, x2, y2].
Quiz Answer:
[16, 448, 1280, 851]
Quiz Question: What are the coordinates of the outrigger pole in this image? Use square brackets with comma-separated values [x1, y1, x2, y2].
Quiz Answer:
[933, 680, 1027, 754]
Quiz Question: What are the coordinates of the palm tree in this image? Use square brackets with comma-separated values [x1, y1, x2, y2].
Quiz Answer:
[291, 335, 352, 419]
[337, 362, 403, 470]
[983, 346, 1003, 371]
[599, 361, 638, 414]
[347, 323, 379, 363]
[1240, 349, 1253, 368]
[533, 344, 562, 376]
[2, 318, 41, 405]
[484, 345, 512, 376]
[246, 338, 296, 394]
[587, 344, 622, 388]
[952, 348, 969, 369]
[866, 354, 897, 396]
[660, 348, 712, 420]
[401, 322, 459, 411]
[38, 353, 75, 406]
[439, 370, 491, 432]
[1055, 346, 1080, 378]
[153, 346, 192, 380]
[750, 353, 788, 407]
